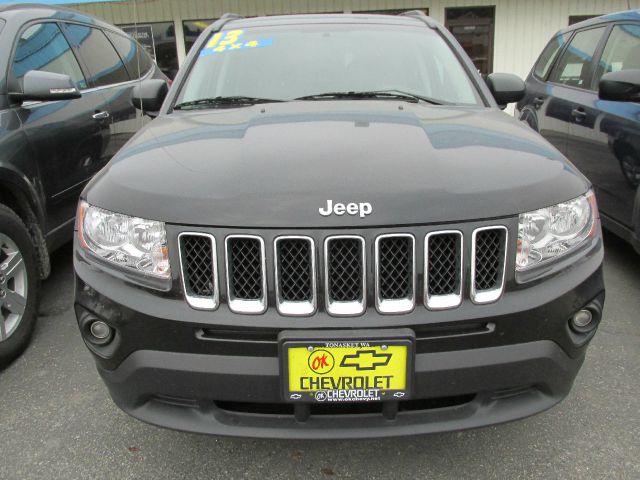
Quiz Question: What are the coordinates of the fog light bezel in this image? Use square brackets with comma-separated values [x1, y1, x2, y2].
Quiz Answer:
[571, 309, 594, 331]
[89, 320, 113, 342]
[567, 296, 603, 345]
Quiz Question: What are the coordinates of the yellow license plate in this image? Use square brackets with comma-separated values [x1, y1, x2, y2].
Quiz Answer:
[283, 339, 412, 403]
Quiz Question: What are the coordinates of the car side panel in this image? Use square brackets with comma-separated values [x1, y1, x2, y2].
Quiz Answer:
[0, 107, 46, 224]
[566, 91, 639, 228]
[14, 92, 107, 235]
[519, 75, 570, 155]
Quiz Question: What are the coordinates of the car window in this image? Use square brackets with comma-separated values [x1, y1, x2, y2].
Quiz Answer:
[62, 24, 130, 87]
[177, 25, 482, 106]
[11, 23, 87, 89]
[594, 24, 640, 84]
[104, 30, 153, 79]
[549, 26, 606, 90]
[534, 32, 571, 80]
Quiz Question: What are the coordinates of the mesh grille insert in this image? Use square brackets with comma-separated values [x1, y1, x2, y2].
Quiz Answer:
[181, 235, 214, 297]
[228, 237, 263, 300]
[327, 238, 363, 302]
[277, 238, 313, 302]
[427, 233, 461, 296]
[474, 229, 506, 291]
[378, 236, 413, 300]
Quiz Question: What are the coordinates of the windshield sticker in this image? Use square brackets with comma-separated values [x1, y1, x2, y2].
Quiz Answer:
[200, 29, 273, 56]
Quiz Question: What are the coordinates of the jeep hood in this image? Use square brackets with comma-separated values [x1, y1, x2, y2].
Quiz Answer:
[85, 101, 589, 228]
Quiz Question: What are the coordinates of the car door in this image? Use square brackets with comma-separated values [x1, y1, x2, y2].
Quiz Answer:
[61, 23, 138, 162]
[519, 31, 573, 154]
[542, 26, 609, 162]
[9, 21, 108, 233]
[566, 22, 640, 229]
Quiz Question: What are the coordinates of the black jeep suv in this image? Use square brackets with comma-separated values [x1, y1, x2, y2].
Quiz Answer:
[74, 12, 605, 438]
[0, 4, 165, 366]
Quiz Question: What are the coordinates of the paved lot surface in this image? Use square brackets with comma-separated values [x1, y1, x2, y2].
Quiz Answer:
[1, 233, 638, 480]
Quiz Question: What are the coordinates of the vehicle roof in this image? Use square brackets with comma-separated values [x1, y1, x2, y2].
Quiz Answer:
[221, 12, 437, 30]
[0, 3, 114, 30]
[559, 9, 640, 34]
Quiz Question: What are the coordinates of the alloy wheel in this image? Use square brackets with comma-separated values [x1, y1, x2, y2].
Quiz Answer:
[0, 233, 28, 341]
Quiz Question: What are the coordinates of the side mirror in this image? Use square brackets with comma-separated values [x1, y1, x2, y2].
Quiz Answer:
[14, 70, 81, 102]
[599, 69, 640, 102]
[131, 79, 168, 114]
[485, 73, 526, 107]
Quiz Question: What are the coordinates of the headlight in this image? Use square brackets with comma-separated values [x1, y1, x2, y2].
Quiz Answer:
[516, 190, 598, 275]
[77, 200, 170, 279]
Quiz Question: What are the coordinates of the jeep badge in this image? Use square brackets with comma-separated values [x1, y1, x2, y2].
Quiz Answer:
[319, 200, 373, 218]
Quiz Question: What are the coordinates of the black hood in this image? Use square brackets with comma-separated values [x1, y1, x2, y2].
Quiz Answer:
[85, 101, 589, 228]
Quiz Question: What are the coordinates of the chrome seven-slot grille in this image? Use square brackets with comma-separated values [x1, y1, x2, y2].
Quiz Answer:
[178, 227, 508, 316]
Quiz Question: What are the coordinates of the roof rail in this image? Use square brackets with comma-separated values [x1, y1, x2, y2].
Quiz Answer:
[202, 13, 243, 37]
[220, 13, 244, 21]
[399, 9, 437, 28]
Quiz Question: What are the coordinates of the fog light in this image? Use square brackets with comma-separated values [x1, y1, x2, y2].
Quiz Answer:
[573, 309, 593, 328]
[88, 320, 113, 345]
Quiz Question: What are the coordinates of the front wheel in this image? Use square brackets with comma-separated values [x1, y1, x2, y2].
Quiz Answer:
[0, 204, 38, 368]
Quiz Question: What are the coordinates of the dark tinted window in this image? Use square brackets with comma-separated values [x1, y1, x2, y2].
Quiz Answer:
[595, 24, 640, 83]
[63, 24, 130, 87]
[12, 23, 87, 89]
[119, 22, 178, 79]
[534, 32, 570, 79]
[549, 27, 605, 89]
[183, 19, 215, 54]
[104, 30, 153, 79]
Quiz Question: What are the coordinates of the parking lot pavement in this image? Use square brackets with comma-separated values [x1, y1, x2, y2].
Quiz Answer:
[0, 233, 638, 480]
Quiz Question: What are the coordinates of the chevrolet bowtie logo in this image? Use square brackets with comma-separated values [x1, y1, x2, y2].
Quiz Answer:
[340, 350, 392, 371]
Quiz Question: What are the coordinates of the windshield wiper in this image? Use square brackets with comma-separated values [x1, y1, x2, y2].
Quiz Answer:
[294, 90, 444, 105]
[174, 96, 284, 110]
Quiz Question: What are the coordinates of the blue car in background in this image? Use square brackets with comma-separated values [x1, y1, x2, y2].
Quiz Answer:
[517, 10, 640, 253]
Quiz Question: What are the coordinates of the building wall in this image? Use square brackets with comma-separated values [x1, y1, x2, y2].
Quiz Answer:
[71, 0, 640, 80]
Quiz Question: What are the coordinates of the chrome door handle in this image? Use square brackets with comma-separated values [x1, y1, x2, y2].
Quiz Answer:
[571, 108, 587, 122]
[92, 111, 110, 120]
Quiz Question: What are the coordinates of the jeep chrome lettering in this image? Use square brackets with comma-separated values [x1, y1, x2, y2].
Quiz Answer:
[319, 200, 373, 218]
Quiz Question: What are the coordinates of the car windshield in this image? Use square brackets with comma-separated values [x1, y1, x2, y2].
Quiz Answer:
[176, 23, 483, 107]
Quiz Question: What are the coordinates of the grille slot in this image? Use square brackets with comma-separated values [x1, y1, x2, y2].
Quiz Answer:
[375, 234, 415, 314]
[178, 233, 218, 310]
[324, 236, 366, 316]
[274, 236, 316, 316]
[471, 226, 508, 304]
[425, 231, 463, 310]
[225, 235, 267, 314]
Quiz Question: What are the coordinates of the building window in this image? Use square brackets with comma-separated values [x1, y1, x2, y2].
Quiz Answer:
[183, 19, 215, 54]
[445, 6, 495, 75]
[120, 22, 178, 79]
[569, 15, 601, 26]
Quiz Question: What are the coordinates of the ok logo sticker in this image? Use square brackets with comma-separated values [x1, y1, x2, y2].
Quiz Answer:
[308, 349, 334, 375]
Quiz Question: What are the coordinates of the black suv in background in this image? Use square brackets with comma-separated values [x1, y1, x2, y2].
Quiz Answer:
[0, 4, 166, 366]
[517, 10, 640, 253]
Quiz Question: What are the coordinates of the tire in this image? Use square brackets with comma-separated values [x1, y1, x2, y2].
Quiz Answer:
[0, 203, 39, 368]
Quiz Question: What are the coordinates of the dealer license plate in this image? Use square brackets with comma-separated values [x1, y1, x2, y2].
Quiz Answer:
[282, 338, 412, 403]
